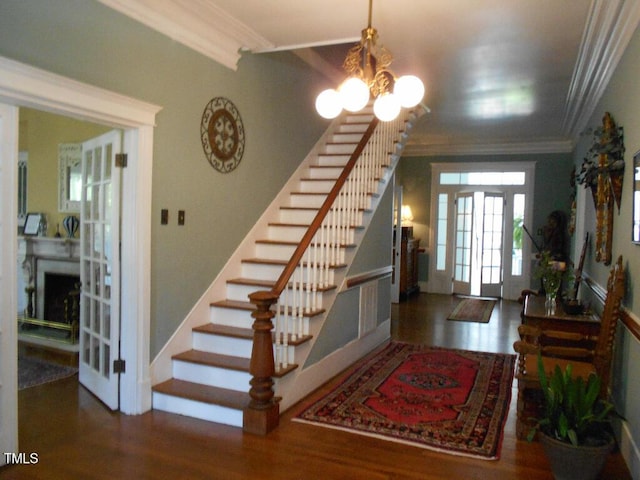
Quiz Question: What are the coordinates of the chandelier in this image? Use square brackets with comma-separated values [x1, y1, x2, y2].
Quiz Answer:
[315, 0, 425, 122]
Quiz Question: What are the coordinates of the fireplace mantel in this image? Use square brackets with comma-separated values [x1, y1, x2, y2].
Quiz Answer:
[17, 236, 80, 323]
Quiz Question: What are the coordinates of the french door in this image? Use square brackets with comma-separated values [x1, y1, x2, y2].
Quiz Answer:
[480, 193, 504, 297]
[453, 192, 505, 297]
[79, 130, 122, 410]
[453, 193, 474, 295]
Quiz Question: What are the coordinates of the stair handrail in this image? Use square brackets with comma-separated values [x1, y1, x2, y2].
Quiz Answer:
[245, 111, 407, 434]
[271, 116, 380, 296]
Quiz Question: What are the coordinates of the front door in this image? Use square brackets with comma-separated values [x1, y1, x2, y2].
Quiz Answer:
[78, 130, 122, 410]
[480, 193, 504, 297]
[452, 192, 474, 296]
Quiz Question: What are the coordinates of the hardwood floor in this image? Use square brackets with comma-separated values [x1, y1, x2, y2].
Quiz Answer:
[3, 293, 631, 479]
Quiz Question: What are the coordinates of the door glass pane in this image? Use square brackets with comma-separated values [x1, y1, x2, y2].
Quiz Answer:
[436, 194, 448, 270]
[512, 194, 525, 276]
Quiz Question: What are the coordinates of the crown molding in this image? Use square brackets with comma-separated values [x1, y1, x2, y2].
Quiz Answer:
[97, 0, 273, 70]
[402, 138, 574, 157]
[562, 0, 640, 137]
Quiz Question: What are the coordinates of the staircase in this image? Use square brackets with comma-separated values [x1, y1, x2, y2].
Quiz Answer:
[151, 107, 421, 429]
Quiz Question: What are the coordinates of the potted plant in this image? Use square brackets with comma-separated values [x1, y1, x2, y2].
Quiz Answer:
[528, 355, 617, 480]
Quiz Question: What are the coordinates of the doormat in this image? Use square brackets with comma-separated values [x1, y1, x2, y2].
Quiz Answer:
[294, 342, 515, 460]
[447, 298, 496, 323]
[18, 356, 77, 390]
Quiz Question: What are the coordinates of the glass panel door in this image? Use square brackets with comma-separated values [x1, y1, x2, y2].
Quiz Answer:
[481, 193, 504, 297]
[453, 193, 473, 295]
[78, 130, 121, 410]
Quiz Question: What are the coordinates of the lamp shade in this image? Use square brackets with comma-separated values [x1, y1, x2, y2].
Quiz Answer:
[339, 77, 370, 112]
[315, 88, 342, 119]
[394, 75, 425, 108]
[373, 92, 401, 121]
[401, 205, 414, 224]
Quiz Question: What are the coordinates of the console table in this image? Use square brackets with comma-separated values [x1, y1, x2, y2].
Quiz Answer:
[522, 294, 601, 336]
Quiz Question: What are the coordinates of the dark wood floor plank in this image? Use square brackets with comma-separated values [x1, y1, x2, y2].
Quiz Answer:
[3, 293, 631, 479]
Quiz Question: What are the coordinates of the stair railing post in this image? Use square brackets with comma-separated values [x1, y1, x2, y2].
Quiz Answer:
[244, 290, 280, 435]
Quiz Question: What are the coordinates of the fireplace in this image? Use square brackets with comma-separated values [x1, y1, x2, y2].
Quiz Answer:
[18, 237, 81, 344]
[43, 272, 80, 324]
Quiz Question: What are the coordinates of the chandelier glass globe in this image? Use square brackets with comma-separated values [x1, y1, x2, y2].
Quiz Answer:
[394, 75, 425, 108]
[339, 77, 370, 112]
[373, 92, 401, 121]
[315, 88, 342, 119]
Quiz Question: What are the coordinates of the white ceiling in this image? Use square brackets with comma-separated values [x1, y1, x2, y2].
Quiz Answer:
[99, 0, 640, 156]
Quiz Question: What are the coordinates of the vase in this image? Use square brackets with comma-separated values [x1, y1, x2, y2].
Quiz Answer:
[62, 215, 79, 238]
[543, 277, 560, 314]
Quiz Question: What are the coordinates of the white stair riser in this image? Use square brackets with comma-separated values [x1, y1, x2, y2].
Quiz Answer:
[192, 331, 253, 357]
[289, 193, 327, 208]
[241, 262, 335, 285]
[267, 224, 307, 242]
[316, 154, 350, 167]
[278, 208, 318, 224]
[324, 143, 357, 154]
[227, 282, 326, 309]
[337, 123, 368, 133]
[209, 306, 255, 328]
[345, 113, 374, 123]
[152, 392, 243, 427]
[255, 242, 297, 260]
[306, 167, 343, 179]
[330, 133, 363, 143]
[299, 180, 334, 193]
[173, 360, 251, 391]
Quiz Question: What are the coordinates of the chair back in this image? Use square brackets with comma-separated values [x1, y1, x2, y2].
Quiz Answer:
[594, 255, 625, 394]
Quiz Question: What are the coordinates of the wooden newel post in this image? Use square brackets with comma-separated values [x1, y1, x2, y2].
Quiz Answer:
[244, 290, 280, 435]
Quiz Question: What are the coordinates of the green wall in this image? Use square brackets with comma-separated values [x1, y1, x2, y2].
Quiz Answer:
[571, 23, 640, 467]
[396, 152, 574, 252]
[0, 0, 328, 356]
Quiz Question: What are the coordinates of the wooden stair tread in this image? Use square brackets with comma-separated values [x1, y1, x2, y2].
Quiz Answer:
[254, 239, 356, 248]
[172, 349, 250, 371]
[241, 257, 347, 269]
[193, 322, 313, 347]
[210, 299, 326, 317]
[153, 379, 250, 409]
[193, 323, 253, 339]
[227, 277, 337, 292]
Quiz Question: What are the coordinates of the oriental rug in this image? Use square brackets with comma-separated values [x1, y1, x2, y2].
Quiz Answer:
[447, 298, 496, 323]
[18, 356, 77, 390]
[295, 342, 515, 460]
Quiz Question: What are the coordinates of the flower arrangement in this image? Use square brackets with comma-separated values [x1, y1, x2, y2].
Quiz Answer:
[533, 250, 567, 299]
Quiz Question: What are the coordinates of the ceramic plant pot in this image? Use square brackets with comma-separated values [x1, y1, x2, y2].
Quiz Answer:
[540, 432, 614, 480]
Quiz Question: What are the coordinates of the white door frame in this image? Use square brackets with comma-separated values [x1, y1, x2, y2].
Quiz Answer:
[0, 102, 19, 463]
[0, 56, 162, 455]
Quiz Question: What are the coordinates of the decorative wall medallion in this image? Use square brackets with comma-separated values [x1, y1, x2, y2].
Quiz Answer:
[200, 97, 245, 173]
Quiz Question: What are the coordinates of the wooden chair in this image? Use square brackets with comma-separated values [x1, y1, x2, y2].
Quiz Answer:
[513, 255, 625, 439]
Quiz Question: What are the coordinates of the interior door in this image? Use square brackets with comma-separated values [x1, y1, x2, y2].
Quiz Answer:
[79, 130, 122, 410]
[481, 193, 505, 298]
[453, 193, 474, 295]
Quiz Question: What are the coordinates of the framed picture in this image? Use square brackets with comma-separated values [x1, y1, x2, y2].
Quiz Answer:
[23, 213, 42, 236]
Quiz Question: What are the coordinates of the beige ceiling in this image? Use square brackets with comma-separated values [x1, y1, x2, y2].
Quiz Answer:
[99, 0, 640, 156]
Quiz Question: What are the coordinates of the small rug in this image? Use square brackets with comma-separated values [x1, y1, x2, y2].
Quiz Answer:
[295, 342, 514, 460]
[447, 298, 496, 323]
[18, 356, 77, 390]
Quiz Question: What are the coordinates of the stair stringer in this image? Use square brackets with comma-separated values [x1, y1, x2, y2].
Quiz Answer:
[271, 120, 417, 413]
[150, 111, 358, 385]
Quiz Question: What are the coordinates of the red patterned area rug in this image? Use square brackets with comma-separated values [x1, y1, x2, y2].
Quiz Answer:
[295, 342, 515, 460]
[447, 298, 496, 323]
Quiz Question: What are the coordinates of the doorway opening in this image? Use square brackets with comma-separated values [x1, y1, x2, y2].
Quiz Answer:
[428, 162, 534, 301]
[0, 55, 160, 461]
